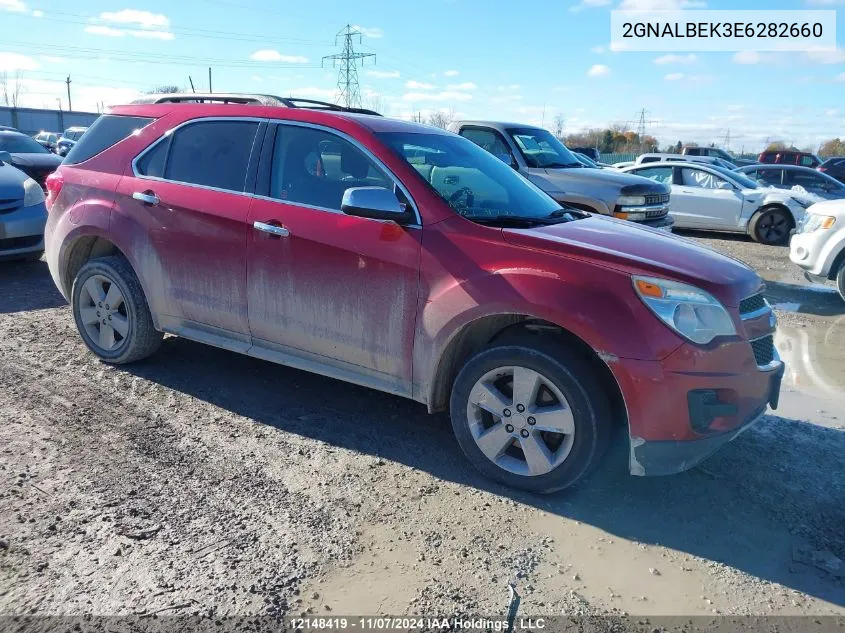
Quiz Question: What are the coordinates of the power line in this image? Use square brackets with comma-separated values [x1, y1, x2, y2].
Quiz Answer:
[322, 25, 375, 108]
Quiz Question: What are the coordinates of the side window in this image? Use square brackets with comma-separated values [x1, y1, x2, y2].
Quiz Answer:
[639, 156, 659, 164]
[681, 168, 729, 190]
[269, 125, 393, 211]
[632, 166, 673, 184]
[800, 155, 818, 167]
[136, 139, 169, 178]
[459, 128, 512, 163]
[162, 120, 259, 192]
[756, 169, 783, 186]
[64, 116, 153, 165]
[784, 169, 826, 189]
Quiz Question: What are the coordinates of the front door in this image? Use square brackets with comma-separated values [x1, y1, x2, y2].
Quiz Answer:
[246, 123, 421, 393]
[672, 167, 744, 230]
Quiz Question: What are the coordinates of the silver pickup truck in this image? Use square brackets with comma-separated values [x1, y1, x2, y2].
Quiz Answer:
[450, 120, 674, 232]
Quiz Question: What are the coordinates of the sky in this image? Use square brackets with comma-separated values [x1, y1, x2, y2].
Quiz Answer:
[0, 0, 843, 153]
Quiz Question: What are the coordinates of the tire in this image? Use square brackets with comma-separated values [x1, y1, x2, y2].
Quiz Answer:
[837, 262, 845, 303]
[449, 334, 612, 494]
[749, 206, 793, 245]
[71, 255, 162, 364]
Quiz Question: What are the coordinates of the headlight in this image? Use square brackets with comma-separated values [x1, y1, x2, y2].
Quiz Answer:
[618, 195, 646, 206]
[790, 196, 813, 209]
[23, 177, 45, 207]
[801, 214, 836, 233]
[633, 275, 737, 345]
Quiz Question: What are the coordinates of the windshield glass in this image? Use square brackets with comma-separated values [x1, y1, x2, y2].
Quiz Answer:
[713, 165, 758, 189]
[377, 131, 564, 220]
[0, 134, 49, 154]
[506, 127, 582, 169]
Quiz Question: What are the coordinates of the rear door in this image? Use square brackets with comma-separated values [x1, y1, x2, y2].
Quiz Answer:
[246, 122, 421, 393]
[115, 117, 265, 343]
[756, 167, 785, 189]
[673, 167, 744, 229]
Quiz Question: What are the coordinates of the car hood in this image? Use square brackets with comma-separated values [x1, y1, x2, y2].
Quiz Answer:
[11, 153, 63, 169]
[527, 166, 669, 196]
[806, 198, 845, 216]
[502, 215, 761, 307]
[0, 161, 28, 198]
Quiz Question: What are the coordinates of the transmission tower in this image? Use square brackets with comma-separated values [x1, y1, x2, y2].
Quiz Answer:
[322, 25, 376, 108]
[636, 108, 649, 139]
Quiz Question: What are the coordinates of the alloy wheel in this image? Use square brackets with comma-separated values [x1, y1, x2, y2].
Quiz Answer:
[758, 212, 789, 244]
[77, 274, 130, 351]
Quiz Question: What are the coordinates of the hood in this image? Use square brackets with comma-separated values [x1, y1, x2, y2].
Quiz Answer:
[527, 166, 669, 196]
[0, 160, 28, 199]
[806, 198, 845, 216]
[11, 153, 63, 169]
[502, 215, 761, 307]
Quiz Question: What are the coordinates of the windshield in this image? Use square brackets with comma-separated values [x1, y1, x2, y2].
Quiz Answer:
[712, 165, 758, 189]
[506, 127, 582, 169]
[377, 131, 568, 221]
[0, 134, 49, 154]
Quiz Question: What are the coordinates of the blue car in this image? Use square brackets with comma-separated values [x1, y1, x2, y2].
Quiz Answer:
[0, 151, 48, 261]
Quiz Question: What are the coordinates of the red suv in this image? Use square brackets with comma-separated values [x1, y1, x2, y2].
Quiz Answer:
[758, 149, 821, 168]
[44, 94, 784, 493]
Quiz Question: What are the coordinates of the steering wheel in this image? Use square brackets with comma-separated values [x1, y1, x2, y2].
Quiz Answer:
[448, 187, 474, 212]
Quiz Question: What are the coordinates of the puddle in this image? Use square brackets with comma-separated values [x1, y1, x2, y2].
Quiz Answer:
[775, 315, 845, 402]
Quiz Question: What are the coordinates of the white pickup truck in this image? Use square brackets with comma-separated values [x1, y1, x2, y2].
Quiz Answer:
[790, 199, 845, 301]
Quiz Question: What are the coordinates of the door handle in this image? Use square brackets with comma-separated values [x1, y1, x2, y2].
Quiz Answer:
[253, 221, 290, 238]
[132, 191, 160, 206]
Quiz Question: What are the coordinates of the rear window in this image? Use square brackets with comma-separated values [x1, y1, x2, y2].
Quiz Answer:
[64, 116, 153, 165]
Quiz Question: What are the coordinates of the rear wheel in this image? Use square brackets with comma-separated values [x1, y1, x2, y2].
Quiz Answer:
[71, 256, 162, 364]
[449, 335, 611, 494]
[749, 206, 792, 245]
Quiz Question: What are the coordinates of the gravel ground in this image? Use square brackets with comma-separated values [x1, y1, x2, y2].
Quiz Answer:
[1, 233, 843, 624]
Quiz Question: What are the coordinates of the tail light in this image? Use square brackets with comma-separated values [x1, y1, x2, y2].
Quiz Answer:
[45, 170, 63, 211]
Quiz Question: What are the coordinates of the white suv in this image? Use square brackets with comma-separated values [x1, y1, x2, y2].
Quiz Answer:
[789, 200, 845, 301]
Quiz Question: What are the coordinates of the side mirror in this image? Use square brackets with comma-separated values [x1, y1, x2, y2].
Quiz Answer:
[0, 151, 12, 164]
[341, 187, 408, 222]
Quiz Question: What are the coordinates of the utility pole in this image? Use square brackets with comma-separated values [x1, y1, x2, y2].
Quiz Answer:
[189, 76, 196, 93]
[208, 68, 212, 93]
[322, 24, 376, 108]
[65, 75, 72, 112]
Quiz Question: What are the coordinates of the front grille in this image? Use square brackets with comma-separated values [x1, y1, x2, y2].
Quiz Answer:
[645, 208, 668, 219]
[751, 335, 775, 366]
[0, 235, 42, 252]
[740, 293, 766, 316]
[645, 193, 670, 205]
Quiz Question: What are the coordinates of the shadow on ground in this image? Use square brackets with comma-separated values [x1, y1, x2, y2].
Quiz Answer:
[125, 335, 845, 607]
[765, 280, 844, 318]
[0, 259, 66, 313]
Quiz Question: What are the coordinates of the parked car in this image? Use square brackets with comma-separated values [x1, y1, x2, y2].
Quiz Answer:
[56, 127, 88, 157]
[450, 121, 673, 232]
[0, 130, 63, 189]
[818, 157, 845, 184]
[758, 149, 821, 168]
[45, 94, 783, 492]
[737, 164, 845, 201]
[790, 200, 845, 301]
[620, 162, 814, 244]
[682, 146, 757, 168]
[570, 147, 599, 162]
[0, 151, 48, 260]
[33, 131, 59, 152]
[636, 153, 738, 170]
[0, 125, 19, 132]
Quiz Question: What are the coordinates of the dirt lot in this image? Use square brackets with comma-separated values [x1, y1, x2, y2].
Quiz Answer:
[1, 232, 843, 623]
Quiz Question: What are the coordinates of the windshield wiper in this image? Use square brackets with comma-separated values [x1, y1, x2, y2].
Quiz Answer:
[464, 210, 584, 227]
[547, 207, 590, 220]
[543, 162, 583, 169]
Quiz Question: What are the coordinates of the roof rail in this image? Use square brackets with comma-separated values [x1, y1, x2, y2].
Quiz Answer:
[129, 93, 382, 116]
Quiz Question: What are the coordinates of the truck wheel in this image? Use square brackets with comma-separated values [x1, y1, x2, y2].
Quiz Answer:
[749, 206, 792, 245]
[71, 255, 162, 364]
[449, 335, 611, 494]
[837, 262, 845, 303]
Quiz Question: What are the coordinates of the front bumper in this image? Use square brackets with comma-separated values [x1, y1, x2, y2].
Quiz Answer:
[640, 213, 675, 233]
[0, 201, 48, 258]
[610, 338, 784, 477]
[789, 228, 836, 278]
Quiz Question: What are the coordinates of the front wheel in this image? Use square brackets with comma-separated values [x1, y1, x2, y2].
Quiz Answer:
[449, 336, 611, 494]
[749, 206, 793, 245]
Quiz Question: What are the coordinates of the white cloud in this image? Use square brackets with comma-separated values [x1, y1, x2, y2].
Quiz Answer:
[99, 9, 169, 29]
[402, 91, 472, 102]
[654, 53, 697, 65]
[733, 51, 763, 64]
[40, 55, 66, 64]
[591, 46, 606, 54]
[447, 82, 476, 90]
[837, 73, 845, 82]
[805, 47, 845, 64]
[367, 69, 400, 78]
[250, 50, 309, 63]
[443, 70, 459, 77]
[825, 109, 839, 117]
[131, 30, 174, 40]
[0, 0, 26, 12]
[86, 25, 126, 37]
[0, 51, 39, 71]
[32, 9, 43, 17]
[353, 25, 383, 38]
[619, 0, 706, 8]
[405, 80, 434, 90]
[570, 0, 611, 12]
[664, 72, 685, 81]
[805, 0, 845, 4]
[586, 64, 611, 77]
